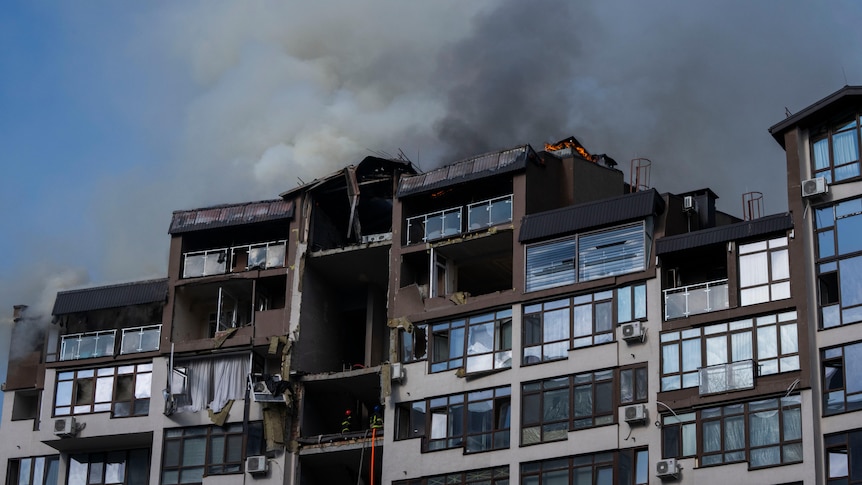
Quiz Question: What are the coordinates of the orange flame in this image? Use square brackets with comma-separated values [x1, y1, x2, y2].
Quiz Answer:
[544, 138, 594, 162]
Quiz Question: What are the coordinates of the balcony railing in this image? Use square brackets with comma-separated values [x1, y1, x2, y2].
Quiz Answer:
[699, 360, 755, 395]
[246, 241, 286, 270]
[120, 325, 162, 354]
[467, 195, 513, 231]
[406, 194, 513, 245]
[181, 239, 287, 279]
[60, 330, 116, 361]
[663, 279, 729, 320]
[182, 248, 228, 278]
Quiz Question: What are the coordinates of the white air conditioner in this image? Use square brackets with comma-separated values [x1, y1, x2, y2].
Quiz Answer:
[391, 362, 404, 382]
[249, 374, 287, 403]
[683, 195, 697, 212]
[54, 417, 77, 437]
[246, 456, 268, 475]
[802, 177, 828, 198]
[621, 322, 645, 343]
[656, 458, 680, 479]
[623, 403, 648, 424]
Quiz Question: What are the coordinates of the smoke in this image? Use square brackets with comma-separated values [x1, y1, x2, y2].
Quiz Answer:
[3, 0, 862, 328]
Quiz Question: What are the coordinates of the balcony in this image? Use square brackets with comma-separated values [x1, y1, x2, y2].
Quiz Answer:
[59, 330, 116, 361]
[698, 360, 755, 395]
[406, 194, 513, 245]
[663, 279, 729, 320]
[182, 239, 287, 279]
[120, 325, 162, 354]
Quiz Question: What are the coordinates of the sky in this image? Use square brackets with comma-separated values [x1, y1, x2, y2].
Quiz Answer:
[0, 1, 861, 405]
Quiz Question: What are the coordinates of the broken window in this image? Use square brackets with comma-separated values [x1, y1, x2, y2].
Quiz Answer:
[183, 249, 228, 278]
[173, 355, 250, 414]
[400, 324, 427, 363]
[429, 309, 512, 374]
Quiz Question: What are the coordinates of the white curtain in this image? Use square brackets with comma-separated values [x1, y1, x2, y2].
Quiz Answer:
[177, 355, 250, 413]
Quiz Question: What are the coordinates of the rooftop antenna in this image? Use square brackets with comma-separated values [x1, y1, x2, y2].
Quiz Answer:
[742, 191, 763, 221]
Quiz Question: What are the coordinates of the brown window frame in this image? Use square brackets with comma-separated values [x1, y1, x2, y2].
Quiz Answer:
[620, 364, 648, 405]
[520, 448, 649, 485]
[53, 363, 153, 418]
[811, 114, 862, 184]
[393, 465, 509, 485]
[161, 422, 263, 484]
[822, 341, 862, 416]
[825, 428, 862, 483]
[68, 449, 150, 485]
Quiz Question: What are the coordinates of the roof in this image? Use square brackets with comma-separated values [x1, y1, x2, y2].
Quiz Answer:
[169, 199, 294, 234]
[279, 156, 416, 200]
[656, 213, 793, 255]
[397, 145, 539, 198]
[769, 85, 862, 148]
[53, 278, 168, 315]
[519, 189, 665, 243]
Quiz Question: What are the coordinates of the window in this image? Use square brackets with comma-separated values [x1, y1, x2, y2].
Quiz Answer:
[812, 115, 862, 183]
[620, 365, 648, 405]
[520, 448, 649, 485]
[161, 423, 263, 484]
[701, 396, 802, 469]
[6, 456, 59, 485]
[739, 237, 790, 306]
[54, 363, 152, 417]
[525, 222, 650, 292]
[183, 249, 228, 278]
[660, 311, 799, 392]
[59, 330, 116, 361]
[395, 386, 510, 454]
[68, 450, 149, 485]
[429, 309, 512, 374]
[825, 428, 862, 484]
[822, 341, 862, 416]
[661, 412, 697, 459]
[394, 465, 509, 485]
[816, 199, 862, 328]
[521, 369, 617, 445]
[400, 324, 428, 363]
[120, 325, 161, 354]
[173, 355, 250, 414]
[523, 283, 646, 365]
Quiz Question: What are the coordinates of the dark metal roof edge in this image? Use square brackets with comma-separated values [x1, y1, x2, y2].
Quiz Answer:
[278, 156, 417, 200]
[396, 145, 536, 198]
[769, 85, 862, 146]
[169, 199, 294, 234]
[656, 212, 793, 255]
[52, 278, 168, 315]
[519, 188, 665, 243]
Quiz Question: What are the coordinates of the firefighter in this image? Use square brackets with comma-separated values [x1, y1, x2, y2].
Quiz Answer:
[370, 405, 384, 429]
[341, 409, 352, 433]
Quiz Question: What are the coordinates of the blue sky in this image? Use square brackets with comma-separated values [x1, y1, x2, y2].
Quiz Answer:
[1, 0, 861, 415]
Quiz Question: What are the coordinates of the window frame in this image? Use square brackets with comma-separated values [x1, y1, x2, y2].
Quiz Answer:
[161, 423, 263, 484]
[524, 221, 649, 293]
[811, 114, 862, 184]
[523, 285, 645, 366]
[825, 428, 862, 484]
[519, 448, 649, 485]
[67, 449, 150, 485]
[659, 311, 800, 392]
[822, 341, 862, 416]
[53, 363, 153, 418]
[428, 309, 512, 374]
[393, 465, 509, 485]
[520, 368, 619, 446]
[6, 455, 60, 485]
[815, 198, 862, 329]
[738, 236, 791, 306]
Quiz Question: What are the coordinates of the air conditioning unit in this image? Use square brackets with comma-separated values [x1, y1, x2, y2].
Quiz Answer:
[54, 417, 77, 437]
[656, 458, 680, 479]
[248, 374, 287, 403]
[623, 403, 648, 424]
[621, 322, 645, 343]
[361, 232, 393, 244]
[683, 195, 697, 212]
[246, 456, 268, 475]
[390, 362, 405, 382]
[802, 177, 828, 198]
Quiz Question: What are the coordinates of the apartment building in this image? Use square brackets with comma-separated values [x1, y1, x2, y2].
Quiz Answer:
[3, 86, 861, 485]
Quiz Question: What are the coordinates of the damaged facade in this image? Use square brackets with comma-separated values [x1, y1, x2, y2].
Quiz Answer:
[3, 86, 862, 485]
